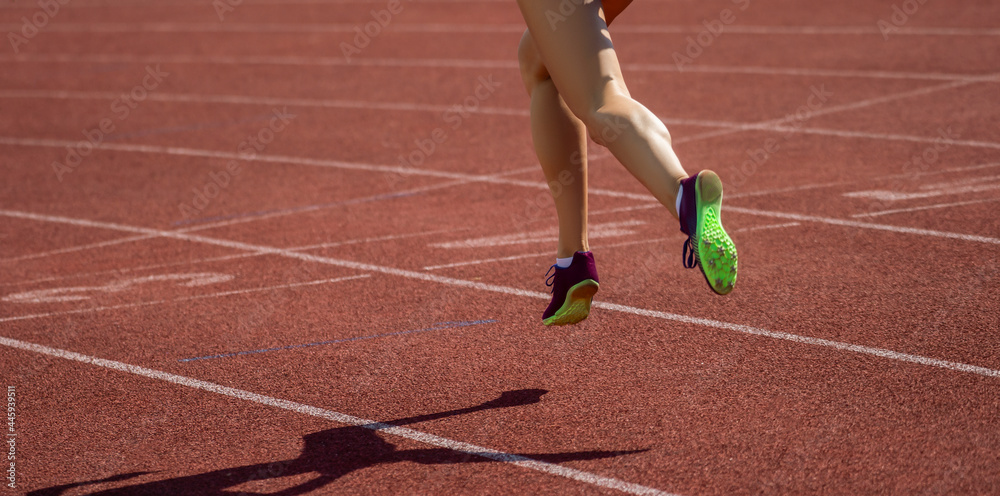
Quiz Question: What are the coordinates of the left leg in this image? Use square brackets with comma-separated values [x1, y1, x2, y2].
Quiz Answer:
[518, 31, 589, 259]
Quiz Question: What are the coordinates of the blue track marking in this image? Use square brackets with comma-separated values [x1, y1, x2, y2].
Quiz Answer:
[178, 319, 497, 363]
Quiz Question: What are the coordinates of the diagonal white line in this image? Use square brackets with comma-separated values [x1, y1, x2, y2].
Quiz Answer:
[4, 22, 1000, 37]
[1, 53, 997, 83]
[724, 206, 1000, 245]
[0, 274, 371, 324]
[674, 77, 996, 145]
[0, 335, 674, 496]
[2, 208, 999, 379]
[2, 136, 994, 246]
[851, 198, 1000, 218]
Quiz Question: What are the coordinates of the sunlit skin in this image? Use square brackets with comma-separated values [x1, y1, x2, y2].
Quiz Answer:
[516, 0, 689, 258]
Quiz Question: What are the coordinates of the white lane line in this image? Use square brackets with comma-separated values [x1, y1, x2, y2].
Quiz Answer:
[429, 221, 646, 250]
[0, 336, 674, 496]
[0, 253, 249, 289]
[589, 204, 660, 216]
[0, 90, 530, 118]
[725, 206, 1000, 245]
[422, 237, 672, 271]
[6, 90, 1000, 151]
[592, 302, 1000, 379]
[851, 198, 1000, 218]
[0, 54, 995, 83]
[423, 251, 552, 271]
[0, 0, 513, 7]
[0, 155, 510, 265]
[779, 127, 1000, 151]
[619, 25, 1000, 37]
[0, 233, 157, 263]
[0, 53, 520, 69]
[876, 161, 1000, 181]
[2, 22, 998, 37]
[844, 183, 1000, 202]
[0, 227, 468, 289]
[2, 137, 994, 246]
[727, 182, 849, 199]
[579, 181, 841, 214]
[731, 222, 801, 234]
[3, 208, 999, 379]
[0, 274, 371, 323]
[673, 77, 997, 146]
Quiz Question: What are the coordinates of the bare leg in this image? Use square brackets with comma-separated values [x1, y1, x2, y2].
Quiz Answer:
[516, 0, 688, 217]
[518, 32, 589, 259]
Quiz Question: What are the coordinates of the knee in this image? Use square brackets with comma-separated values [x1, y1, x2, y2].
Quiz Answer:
[517, 31, 550, 95]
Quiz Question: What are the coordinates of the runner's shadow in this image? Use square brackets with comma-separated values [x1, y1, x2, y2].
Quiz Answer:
[29, 389, 645, 495]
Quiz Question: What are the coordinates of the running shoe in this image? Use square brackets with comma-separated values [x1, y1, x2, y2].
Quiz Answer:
[542, 251, 600, 326]
[678, 170, 738, 295]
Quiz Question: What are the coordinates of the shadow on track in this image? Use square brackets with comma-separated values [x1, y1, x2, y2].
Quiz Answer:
[29, 389, 645, 495]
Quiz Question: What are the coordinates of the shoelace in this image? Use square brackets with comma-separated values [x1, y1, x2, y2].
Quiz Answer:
[544, 264, 558, 293]
[682, 237, 698, 269]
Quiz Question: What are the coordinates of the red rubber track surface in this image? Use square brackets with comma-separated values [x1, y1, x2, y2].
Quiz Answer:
[1, 0, 998, 494]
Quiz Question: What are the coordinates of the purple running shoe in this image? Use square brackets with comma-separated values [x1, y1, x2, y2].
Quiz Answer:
[542, 251, 600, 326]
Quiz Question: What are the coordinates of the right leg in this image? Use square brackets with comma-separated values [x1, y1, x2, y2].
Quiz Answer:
[515, 0, 688, 217]
[517, 0, 738, 295]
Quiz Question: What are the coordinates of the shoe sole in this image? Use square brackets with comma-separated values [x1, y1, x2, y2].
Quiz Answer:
[695, 171, 738, 295]
[542, 279, 599, 326]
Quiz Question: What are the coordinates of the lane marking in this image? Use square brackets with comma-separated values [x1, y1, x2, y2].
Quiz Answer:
[844, 183, 1000, 201]
[0, 227, 465, 288]
[0, 233, 156, 263]
[674, 77, 997, 145]
[592, 301, 1000, 379]
[0, 54, 995, 83]
[731, 222, 801, 234]
[1, 22, 998, 37]
[5, 84, 1000, 152]
[3, 208, 999, 379]
[851, 198, 1000, 218]
[423, 251, 552, 271]
[430, 221, 646, 249]
[0, 159, 520, 265]
[2, 136, 993, 247]
[725, 206, 1000, 245]
[876, 161, 1000, 181]
[2, 272, 232, 304]
[0, 335, 674, 496]
[0, 274, 371, 324]
[0, 90, 531, 118]
[727, 182, 850, 199]
[179, 319, 497, 362]
[423, 237, 671, 271]
[0, 0, 517, 7]
[777, 126, 1000, 151]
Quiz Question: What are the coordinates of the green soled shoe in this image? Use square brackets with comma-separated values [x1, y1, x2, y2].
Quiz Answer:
[678, 170, 737, 294]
